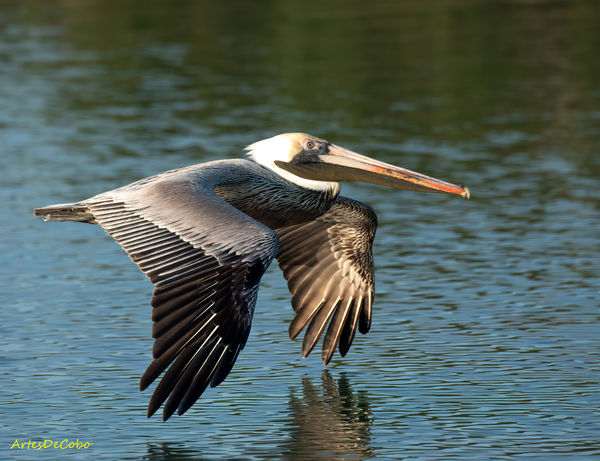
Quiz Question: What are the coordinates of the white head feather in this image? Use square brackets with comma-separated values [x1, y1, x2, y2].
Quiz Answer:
[245, 133, 339, 193]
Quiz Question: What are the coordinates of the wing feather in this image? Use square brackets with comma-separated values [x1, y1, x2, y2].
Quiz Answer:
[338, 296, 362, 357]
[86, 171, 279, 420]
[322, 297, 354, 364]
[276, 197, 377, 365]
[302, 297, 341, 357]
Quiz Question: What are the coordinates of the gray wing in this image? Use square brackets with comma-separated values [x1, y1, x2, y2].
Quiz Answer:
[276, 197, 377, 365]
[86, 173, 279, 421]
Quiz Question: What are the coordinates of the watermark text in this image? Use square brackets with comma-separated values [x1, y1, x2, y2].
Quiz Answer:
[10, 439, 94, 450]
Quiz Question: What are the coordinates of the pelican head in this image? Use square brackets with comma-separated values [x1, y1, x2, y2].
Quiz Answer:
[246, 133, 470, 198]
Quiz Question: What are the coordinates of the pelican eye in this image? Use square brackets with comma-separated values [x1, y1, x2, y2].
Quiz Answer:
[304, 139, 315, 150]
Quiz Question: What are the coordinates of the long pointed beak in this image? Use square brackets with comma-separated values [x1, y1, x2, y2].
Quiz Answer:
[281, 144, 470, 198]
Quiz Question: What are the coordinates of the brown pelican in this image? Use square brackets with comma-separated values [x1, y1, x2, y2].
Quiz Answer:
[34, 133, 469, 421]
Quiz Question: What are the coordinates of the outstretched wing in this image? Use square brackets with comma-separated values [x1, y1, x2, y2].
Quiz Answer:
[276, 197, 377, 365]
[86, 172, 279, 420]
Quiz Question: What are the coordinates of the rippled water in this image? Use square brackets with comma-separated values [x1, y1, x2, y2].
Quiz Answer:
[2, 0, 599, 459]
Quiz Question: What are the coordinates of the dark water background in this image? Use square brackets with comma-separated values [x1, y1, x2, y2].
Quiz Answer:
[1, 0, 599, 459]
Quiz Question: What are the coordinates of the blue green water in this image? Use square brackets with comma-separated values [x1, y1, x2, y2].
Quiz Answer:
[1, 0, 599, 459]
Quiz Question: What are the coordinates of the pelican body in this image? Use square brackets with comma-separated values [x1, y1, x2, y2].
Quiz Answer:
[34, 133, 469, 421]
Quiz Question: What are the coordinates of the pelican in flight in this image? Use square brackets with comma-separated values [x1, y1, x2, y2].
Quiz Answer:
[34, 133, 469, 420]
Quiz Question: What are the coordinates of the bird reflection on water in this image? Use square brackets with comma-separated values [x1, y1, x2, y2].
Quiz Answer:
[141, 371, 373, 460]
[281, 370, 374, 461]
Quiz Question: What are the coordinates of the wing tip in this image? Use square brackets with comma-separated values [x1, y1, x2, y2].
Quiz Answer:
[146, 399, 161, 419]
